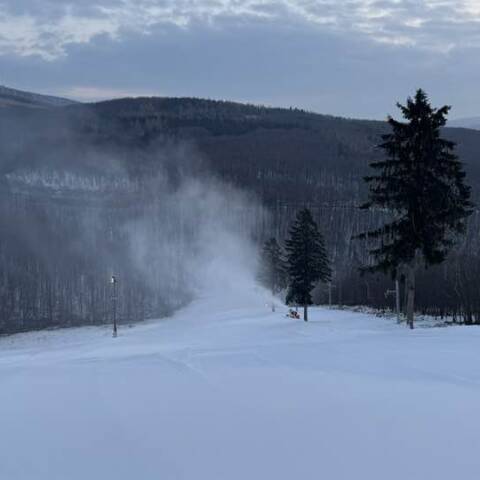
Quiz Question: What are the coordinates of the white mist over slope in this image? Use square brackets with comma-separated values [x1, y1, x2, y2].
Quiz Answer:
[1, 297, 480, 480]
[123, 163, 265, 308]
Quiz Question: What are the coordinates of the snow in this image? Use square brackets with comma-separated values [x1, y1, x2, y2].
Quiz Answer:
[2, 291, 480, 480]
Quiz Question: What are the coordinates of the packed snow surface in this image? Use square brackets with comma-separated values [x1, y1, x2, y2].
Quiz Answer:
[1, 290, 480, 480]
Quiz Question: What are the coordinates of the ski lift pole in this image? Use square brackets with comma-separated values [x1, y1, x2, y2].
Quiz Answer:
[395, 278, 401, 323]
[328, 282, 337, 307]
[111, 275, 118, 337]
[384, 287, 400, 321]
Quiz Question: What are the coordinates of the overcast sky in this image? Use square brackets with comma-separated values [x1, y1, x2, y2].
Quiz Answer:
[0, 0, 478, 119]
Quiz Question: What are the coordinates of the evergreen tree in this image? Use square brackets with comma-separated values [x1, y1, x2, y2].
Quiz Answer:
[257, 237, 287, 311]
[285, 208, 331, 321]
[358, 89, 473, 328]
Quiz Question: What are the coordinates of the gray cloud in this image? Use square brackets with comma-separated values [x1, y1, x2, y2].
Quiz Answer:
[0, 1, 478, 59]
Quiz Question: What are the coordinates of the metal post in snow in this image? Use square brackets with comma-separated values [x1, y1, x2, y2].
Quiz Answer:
[111, 275, 118, 338]
[395, 278, 401, 324]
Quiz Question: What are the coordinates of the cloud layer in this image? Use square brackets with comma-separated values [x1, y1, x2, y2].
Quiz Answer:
[0, 0, 479, 60]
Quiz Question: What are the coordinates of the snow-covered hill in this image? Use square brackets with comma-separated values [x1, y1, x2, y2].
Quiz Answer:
[0, 85, 77, 108]
[1, 293, 480, 480]
[449, 116, 480, 130]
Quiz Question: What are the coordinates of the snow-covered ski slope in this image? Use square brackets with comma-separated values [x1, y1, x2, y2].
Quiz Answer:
[2, 290, 480, 480]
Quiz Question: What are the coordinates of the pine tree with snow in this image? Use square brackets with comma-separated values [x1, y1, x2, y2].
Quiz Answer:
[257, 237, 287, 311]
[285, 208, 331, 321]
[358, 89, 473, 329]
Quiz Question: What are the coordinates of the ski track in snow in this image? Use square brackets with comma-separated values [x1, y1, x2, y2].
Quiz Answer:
[1, 292, 480, 479]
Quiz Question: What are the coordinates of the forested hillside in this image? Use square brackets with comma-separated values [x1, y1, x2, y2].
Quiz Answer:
[1, 96, 479, 333]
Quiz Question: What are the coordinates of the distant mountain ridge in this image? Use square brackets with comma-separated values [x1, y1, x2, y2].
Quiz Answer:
[449, 117, 480, 130]
[0, 85, 78, 109]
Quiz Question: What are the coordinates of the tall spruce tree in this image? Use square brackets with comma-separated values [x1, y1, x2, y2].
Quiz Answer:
[258, 237, 287, 311]
[286, 208, 331, 321]
[359, 89, 472, 328]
